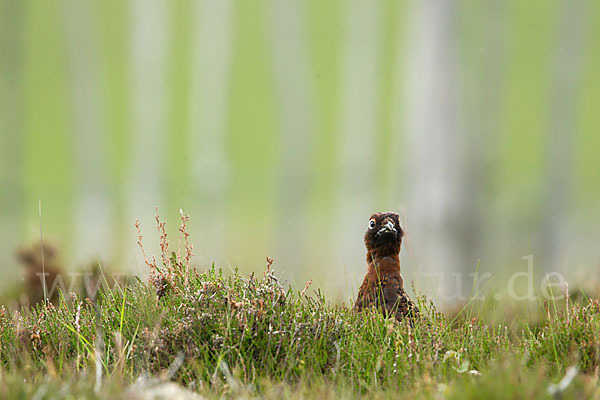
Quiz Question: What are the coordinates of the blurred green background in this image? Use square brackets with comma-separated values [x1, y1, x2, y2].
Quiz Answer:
[1, 0, 599, 302]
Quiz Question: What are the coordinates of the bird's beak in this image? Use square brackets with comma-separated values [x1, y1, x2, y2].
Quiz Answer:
[378, 220, 396, 234]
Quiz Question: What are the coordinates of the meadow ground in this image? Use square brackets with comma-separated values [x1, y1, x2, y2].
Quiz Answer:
[1, 219, 599, 399]
[1, 264, 600, 399]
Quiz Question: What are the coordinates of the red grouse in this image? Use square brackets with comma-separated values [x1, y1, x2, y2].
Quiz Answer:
[354, 212, 419, 322]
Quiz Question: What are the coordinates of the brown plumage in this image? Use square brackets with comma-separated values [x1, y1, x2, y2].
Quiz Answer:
[354, 212, 419, 322]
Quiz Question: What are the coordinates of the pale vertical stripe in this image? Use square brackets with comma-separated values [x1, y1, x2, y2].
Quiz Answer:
[402, 0, 462, 301]
[466, 0, 508, 275]
[267, 0, 315, 281]
[187, 0, 233, 266]
[543, 0, 586, 272]
[62, 0, 112, 263]
[334, 0, 381, 291]
[388, 2, 414, 279]
[128, 0, 168, 266]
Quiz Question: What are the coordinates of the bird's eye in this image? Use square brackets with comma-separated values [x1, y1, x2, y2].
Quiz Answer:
[369, 219, 376, 229]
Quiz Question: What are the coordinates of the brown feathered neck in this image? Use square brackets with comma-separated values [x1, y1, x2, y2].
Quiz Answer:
[365, 240, 401, 260]
[366, 245, 401, 276]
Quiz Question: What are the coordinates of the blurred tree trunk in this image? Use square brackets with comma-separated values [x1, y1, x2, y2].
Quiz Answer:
[542, 0, 586, 274]
[268, 0, 316, 284]
[0, 1, 25, 278]
[127, 0, 168, 265]
[188, 0, 233, 267]
[402, 0, 466, 301]
[334, 0, 381, 294]
[62, 0, 113, 263]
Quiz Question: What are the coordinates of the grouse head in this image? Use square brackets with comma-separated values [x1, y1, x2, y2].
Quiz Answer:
[364, 212, 404, 257]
